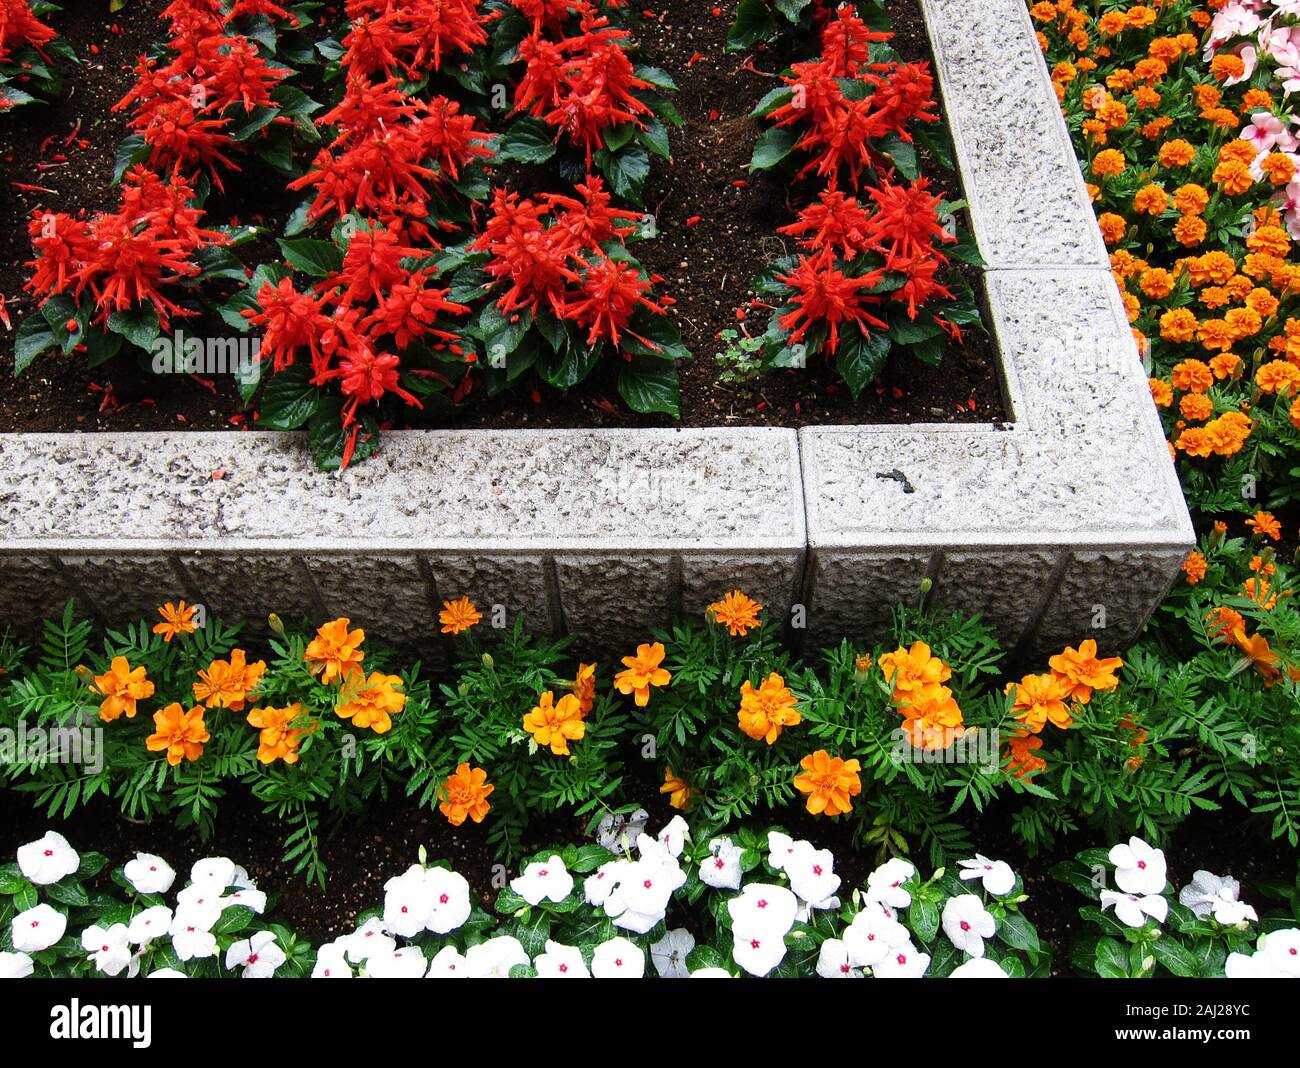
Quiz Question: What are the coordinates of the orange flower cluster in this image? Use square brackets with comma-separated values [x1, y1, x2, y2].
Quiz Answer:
[878, 641, 964, 751]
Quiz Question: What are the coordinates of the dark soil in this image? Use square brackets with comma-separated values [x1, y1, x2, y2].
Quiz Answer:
[1, 776, 1293, 973]
[0, 0, 1005, 434]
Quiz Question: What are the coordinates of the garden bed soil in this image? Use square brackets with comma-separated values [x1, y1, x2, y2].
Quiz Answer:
[0, 0, 1005, 435]
[1, 776, 1292, 975]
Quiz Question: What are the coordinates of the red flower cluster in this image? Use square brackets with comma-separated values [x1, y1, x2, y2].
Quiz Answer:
[340, 0, 488, 77]
[26, 167, 225, 329]
[113, 0, 296, 186]
[0, 0, 56, 66]
[514, 15, 653, 163]
[472, 176, 663, 348]
[769, 6, 937, 189]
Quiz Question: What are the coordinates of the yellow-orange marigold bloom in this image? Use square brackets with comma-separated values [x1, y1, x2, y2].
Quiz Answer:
[193, 648, 265, 712]
[1160, 309, 1199, 344]
[1248, 225, 1292, 257]
[1182, 551, 1208, 585]
[1097, 10, 1127, 35]
[1236, 631, 1283, 686]
[1142, 116, 1173, 139]
[335, 670, 406, 734]
[439, 763, 493, 826]
[1262, 153, 1296, 186]
[1149, 378, 1173, 407]
[1205, 411, 1253, 455]
[793, 750, 861, 817]
[1139, 268, 1175, 299]
[93, 656, 155, 723]
[879, 640, 952, 698]
[1005, 732, 1047, 779]
[737, 672, 801, 745]
[1092, 148, 1126, 177]
[1190, 251, 1237, 287]
[439, 596, 482, 635]
[1157, 139, 1194, 169]
[1242, 89, 1273, 112]
[153, 601, 198, 642]
[708, 590, 763, 637]
[1175, 426, 1213, 457]
[1133, 184, 1168, 215]
[660, 767, 692, 810]
[1048, 639, 1123, 704]
[247, 704, 314, 765]
[1247, 510, 1283, 540]
[572, 662, 597, 715]
[1256, 360, 1300, 395]
[1171, 358, 1214, 392]
[1006, 673, 1072, 732]
[1097, 212, 1127, 244]
[1174, 214, 1207, 247]
[1180, 393, 1214, 422]
[1210, 53, 1246, 82]
[305, 617, 365, 684]
[1125, 5, 1156, 29]
[1209, 352, 1242, 379]
[1206, 605, 1247, 645]
[1106, 68, 1135, 93]
[614, 642, 671, 707]
[1290, 395, 1300, 429]
[896, 684, 965, 751]
[1134, 85, 1162, 111]
[1173, 184, 1209, 216]
[1197, 318, 1235, 352]
[1246, 287, 1280, 319]
[523, 690, 586, 756]
[145, 703, 209, 767]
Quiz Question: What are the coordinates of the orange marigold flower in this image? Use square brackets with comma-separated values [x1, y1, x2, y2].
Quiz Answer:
[1142, 116, 1173, 139]
[145, 703, 209, 767]
[1209, 352, 1242, 379]
[1098, 212, 1128, 245]
[1190, 250, 1237, 286]
[1171, 358, 1214, 392]
[1247, 510, 1283, 540]
[1149, 378, 1174, 407]
[523, 690, 586, 756]
[1175, 426, 1212, 456]
[1157, 139, 1195, 169]
[93, 656, 155, 723]
[1205, 411, 1253, 455]
[1133, 184, 1168, 216]
[439, 762, 493, 826]
[1173, 184, 1209, 216]
[439, 596, 482, 634]
[1048, 639, 1123, 704]
[1206, 605, 1247, 644]
[1092, 148, 1126, 177]
[1256, 360, 1300, 395]
[1139, 268, 1175, 299]
[1097, 10, 1128, 35]
[304, 617, 365, 684]
[1006, 673, 1072, 732]
[1246, 287, 1280, 319]
[1160, 309, 1199, 344]
[1242, 577, 1279, 610]
[1248, 225, 1292, 257]
[1236, 631, 1282, 686]
[793, 750, 862, 817]
[1182, 551, 1208, 585]
[1210, 53, 1246, 82]
[614, 642, 671, 707]
[1242, 89, 1273, 111]
[737, 672, 801, 745]
[1261, 153, 1296, 186]
[153, 601, 199, 642]
[708, 590, 763, 637]
[1196, 318, 1235, 352]
[660, 766, 692, 810]
[335, 670, 406, 734]
[1174, 214, 1207, 247]
[193, 648, 265, 712]
[1290, 395, 1300, 429]
[1005, 732, 1047, 779]
[247, 703, 314, 765]
[1125, 5, 1156, 29]
[1180, 393, 1214, 421]
[879, 640, 952, 698]
[895, 683, 965, 750]
[571, 662, 597, 715]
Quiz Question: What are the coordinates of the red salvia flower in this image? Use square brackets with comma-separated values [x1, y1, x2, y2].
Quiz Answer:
[507, 0, 591, 31]
[0, 0, 57, 64]
[778, 189, 874, 257]
[25, 212, 96, 299]
[890, 252, 953, 319]
[324, 226, 423, 307]
[776, 250, 887, 352]
[364, 271, 470, 351]
[202, 36, 289, 113]
[243, 277, 335, 372]
[226, 0, 299, 24]
[543, 174, 640, 247]
[863, 178, 953, 268]
[563, 254, 665, 348]
[473, 188, 582, 317]
[820, 3, 889, 78]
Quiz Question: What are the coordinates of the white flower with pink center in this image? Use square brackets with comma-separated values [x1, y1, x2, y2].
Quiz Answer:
[365, 945, 426, 979]
[958, 854, 1017, 897]
[785, 841, 840, 906]
[766, 831, 802, 871]
[127, 905, 172, 946]
[584, 859, 630, 907]
[81, 923, 136, 977]
[655, 815, 690, 857]
[383, 865, 435, 938]
[11, 903, 66, 954]
[698, 837, 743, 890]
[1108, 837, 1167, 896]
[16, 831, 79, 886]
[843, 905, 908, 968]
[591, 936, 645, 978]
[464, 935, 529, 978]
[123, 852, 175, 896]
[815, 938, 861, 979]
[511, 854, 575, 906]
[865, 857, 916, 908]
[871, 938, 931, 978]
[534, 940, 590, 978]
[424, 867, 471, 934]
[727, 883, 798, 938]
[342, 917, 395, 964]
[942, 894, 997, 957]
[1100, 890, 1168, 929]
[312, 941, 352, 979]
[425, 944, 467, 978]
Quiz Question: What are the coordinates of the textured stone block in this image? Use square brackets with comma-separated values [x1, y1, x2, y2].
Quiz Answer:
[0, 555, 81, 630]
[679, 552, 804, 632]
[56, 554, 192, 628]
[801, 551, 934, 656]
[553, 554, 676, 656]
[428, 554, 554, 636]
[304, 554, 438, 649]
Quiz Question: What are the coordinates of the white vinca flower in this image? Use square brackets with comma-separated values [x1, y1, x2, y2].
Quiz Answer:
[81, 924, 137, 977]
[1100, 889, 1168, 929]
[123, 852, 176, 896]
[689, 967, 733, 978]
[958, 855, 1017, 897]
[815, 938, 861, 978]
[126, 906, 173, 946]
[365, 946, 426, 979]
[343, 918, 395, 964]
[189, 857, 236, 889]
[1178, 871, 1258, 926]
[872, 938, 930, 978]
[727, 883, 798, 937]
[654, 815, 690, 858]
[843, 904, 909, 968]
[596, 808, 648, 853]
[225, 930, 285, 978]
[591, 937, 645, 978]
[175, 882, 225, 912]
[732, 926, 788, 977]
[786, 841, 841, 907]
[534, 940, 590, 978]
[147, 968, 187, 979]
[698, 837, 743, 890]
[223, 888, 267, 914]
[950, 957, 1009, 978]
[383, 866, 435, 938]
[17, 831, 79, 886]
[942, 895, 997, 958]
[1108, 837, 1167, 896]
[650, 928, 695, 978]
[766, 831, 803, 872]
[1225, 929, 1300, 978]
[11, 903, 67, 953]
[464, 936, 529, 978]
[425, 945, 467, 978]
[511, 854, 574, 905]
[425, 867, 471, 935]
[312, 942, 352, 979]
[584, 859, 629, 907]
[168, 910, 218, 962]
[0, 951, 34, 979]
[865, 858, 916, 909]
